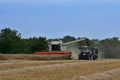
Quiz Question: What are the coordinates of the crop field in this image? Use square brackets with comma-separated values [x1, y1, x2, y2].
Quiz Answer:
[0, 59, 120, 80]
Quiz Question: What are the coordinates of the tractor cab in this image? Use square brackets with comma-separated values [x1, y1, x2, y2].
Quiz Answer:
[80, 46, 92, 53]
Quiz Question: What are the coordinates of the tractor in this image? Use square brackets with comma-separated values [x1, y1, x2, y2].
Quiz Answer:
[78, 46, 98, 60]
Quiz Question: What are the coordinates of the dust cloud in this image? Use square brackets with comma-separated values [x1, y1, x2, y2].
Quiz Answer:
[63, 43, 79, 59]
[99, 45, 120, 59]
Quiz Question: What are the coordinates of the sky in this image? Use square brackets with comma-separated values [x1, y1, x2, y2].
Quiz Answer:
[0, 0, 120, 40]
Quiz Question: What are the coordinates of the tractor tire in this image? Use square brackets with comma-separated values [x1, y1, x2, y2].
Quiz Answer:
[86, 54, 90, 60]
[90, 55, 93, 60]
[78, 54, 82, 60]
[93, 56, 98, 60]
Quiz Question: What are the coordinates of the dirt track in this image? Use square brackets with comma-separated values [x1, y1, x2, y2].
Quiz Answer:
[0, 59, 120, 80]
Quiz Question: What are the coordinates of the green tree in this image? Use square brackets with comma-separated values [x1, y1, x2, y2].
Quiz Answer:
[29, 37, 48, 53]
[62, 35, 76, 43]
[20, 37, 48, 54]
[0, 28, 21, 53]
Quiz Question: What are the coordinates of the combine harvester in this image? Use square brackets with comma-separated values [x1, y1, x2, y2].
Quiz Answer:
[35, 38, 98, 60]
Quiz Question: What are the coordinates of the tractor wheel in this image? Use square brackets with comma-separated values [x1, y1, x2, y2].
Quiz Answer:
[87, 54, 90, 60]
[78, 55, 81, 60]
[93, 56, 98, 60]
[78, 53, 84, 60]
[90, 55, 93, 60]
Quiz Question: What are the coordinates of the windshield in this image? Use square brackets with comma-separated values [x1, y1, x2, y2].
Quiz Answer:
[81, 48, 91, 52]
[51, 44, 61, 51]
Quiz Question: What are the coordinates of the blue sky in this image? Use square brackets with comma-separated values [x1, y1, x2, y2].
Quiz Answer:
[0, 0, 120, 39]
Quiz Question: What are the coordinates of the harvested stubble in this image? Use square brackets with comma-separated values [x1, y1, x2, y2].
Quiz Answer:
[0, 59, 120, 80]
[100, 74, 120, 80]
[0, 60, 76, 71]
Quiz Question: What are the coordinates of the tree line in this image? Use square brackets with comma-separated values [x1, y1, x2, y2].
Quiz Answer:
[0, 28, 48, 54]
[0, 28, 120, 58]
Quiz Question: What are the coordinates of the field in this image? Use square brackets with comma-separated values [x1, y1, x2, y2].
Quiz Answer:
[0, 59, 120, 80]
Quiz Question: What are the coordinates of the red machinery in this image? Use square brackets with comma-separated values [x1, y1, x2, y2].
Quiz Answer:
[35, 51, 72, 55]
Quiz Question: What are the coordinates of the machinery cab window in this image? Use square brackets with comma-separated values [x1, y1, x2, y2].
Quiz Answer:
[51, 44, 61, 51]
